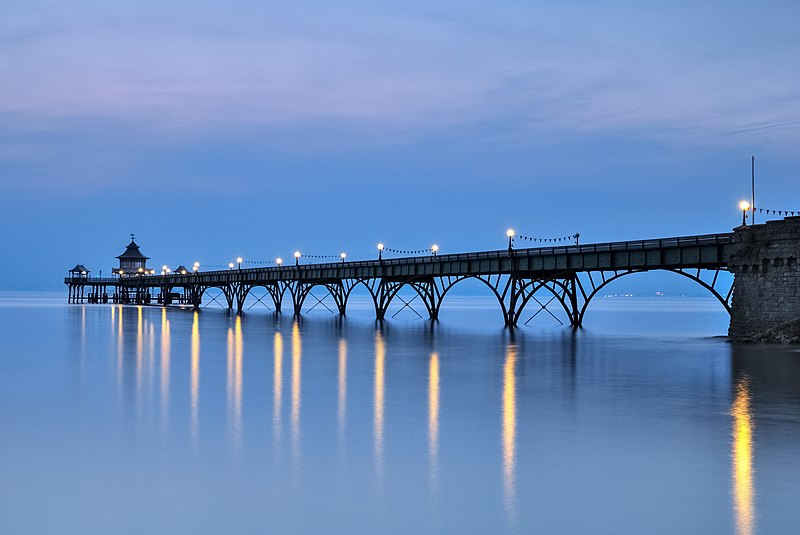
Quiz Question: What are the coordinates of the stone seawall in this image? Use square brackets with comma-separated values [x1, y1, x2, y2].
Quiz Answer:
[728, 216, 800, 341]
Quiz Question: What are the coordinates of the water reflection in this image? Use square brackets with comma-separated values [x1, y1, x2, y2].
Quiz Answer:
[148, 322, 156, 395]
[291, 321, 302, 464]
[502, 343, 517, 526]
[338, 338, 347, 448]
[273, 331, 283, 447]
[428, 351, 440, 493]
[227, 316, 244, 452]
[160, 308, 170, 426]
[116, 305, 123, 392]
[190, 311, 200, 443]
[732, 376, 755, 535]
[136, 306, 143, 407]
[374, 330, 386, 482]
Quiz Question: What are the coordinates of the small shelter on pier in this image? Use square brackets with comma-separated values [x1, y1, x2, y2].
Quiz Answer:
[113, 235, 150, 277]
[68, 265, 90, 279]
[174, 265, 191, 275]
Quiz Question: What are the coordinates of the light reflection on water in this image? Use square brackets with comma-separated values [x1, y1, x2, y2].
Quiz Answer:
[374, 329, 386, 487]
[291, 320, 302, 469]
[502, 343, 517, 528]
[2, 296, 800, 534]
[136, 306, 143, 410]
[428, 351, 439, 495]
[338, 338, 347, 452]
[227, 316, 244, 453]
[160, 308, 170, 427]
[732, 377, 755, 535]
[190, 310, 200, 444]
[273, 331, 283, 448]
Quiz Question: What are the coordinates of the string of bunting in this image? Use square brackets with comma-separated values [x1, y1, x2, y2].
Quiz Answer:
[243, 260, 276, 265]
[754, 206, 799, 217]
[516, 233, 580, 244]
[383, 246, 433, 255]
[300, 253, 342, 259]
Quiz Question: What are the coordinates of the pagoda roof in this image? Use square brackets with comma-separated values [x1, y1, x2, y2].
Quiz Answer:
[174, 265, 191, 275]
[69, 264, 90, 273]
[116, 239, 150, 260]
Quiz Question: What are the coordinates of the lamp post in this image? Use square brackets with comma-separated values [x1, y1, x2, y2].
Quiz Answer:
[236, 257, 243, 270]
[739, 201, 751, 226]
[229, 262, 234, 270]
[340, 252, 347, 263]
[193, 261, 199, 274]
[378, 243, 384, 261]
[506, 229, 515, 252]
[431, 244, 439, 256]
[276, 257, 283, 267]
[294, 251, 301, 266]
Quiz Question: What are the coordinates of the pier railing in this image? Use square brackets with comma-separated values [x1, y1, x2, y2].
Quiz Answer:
[65, 232, 734, 286]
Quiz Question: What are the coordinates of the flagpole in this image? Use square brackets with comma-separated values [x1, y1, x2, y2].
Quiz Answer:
[751, 155, 755, 224]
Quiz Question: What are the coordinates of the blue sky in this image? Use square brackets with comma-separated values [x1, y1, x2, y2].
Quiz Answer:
[1, 1, 799, 290]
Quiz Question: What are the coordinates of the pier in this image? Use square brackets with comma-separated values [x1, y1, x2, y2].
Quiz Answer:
[66, 232, 737, 327]
[64, 217, 800, 337]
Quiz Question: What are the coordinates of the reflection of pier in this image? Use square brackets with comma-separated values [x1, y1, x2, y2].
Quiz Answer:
[502, 344, 517, 525]
[95, 303, 800, 533]
[731, 377, 754, 535]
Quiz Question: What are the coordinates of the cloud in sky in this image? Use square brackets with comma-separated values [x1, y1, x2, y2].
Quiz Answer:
[2, 0, 799, 146]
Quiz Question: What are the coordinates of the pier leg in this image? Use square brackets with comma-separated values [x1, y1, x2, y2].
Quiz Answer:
[568, 275, 581, 328]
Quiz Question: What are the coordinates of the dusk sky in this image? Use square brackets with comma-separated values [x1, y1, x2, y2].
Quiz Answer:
[2, 1, 799, 289]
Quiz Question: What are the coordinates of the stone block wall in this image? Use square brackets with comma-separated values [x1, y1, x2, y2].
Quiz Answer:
[728, 216, 800, 340]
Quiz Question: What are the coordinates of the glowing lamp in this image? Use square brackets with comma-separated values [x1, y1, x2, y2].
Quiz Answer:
[739, 200, 751, 226]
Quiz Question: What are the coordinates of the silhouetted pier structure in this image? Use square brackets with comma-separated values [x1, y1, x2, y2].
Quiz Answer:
[66, 232, 737, 327]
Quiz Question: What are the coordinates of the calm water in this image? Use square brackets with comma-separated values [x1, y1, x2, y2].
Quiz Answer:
[1, 293, 799, 534]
